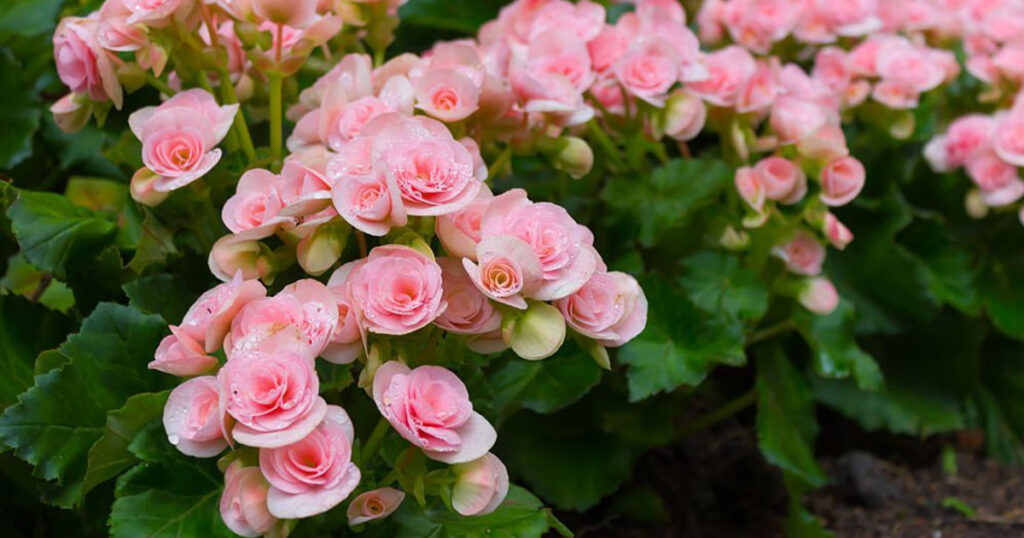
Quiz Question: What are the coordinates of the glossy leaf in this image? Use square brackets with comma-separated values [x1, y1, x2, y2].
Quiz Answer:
[389, 485, 553, 538]
[680, 250, 769, 322]
[794, 302, 882, 391]
[0, 295, 72, 408]
[489, 340, 601, 415]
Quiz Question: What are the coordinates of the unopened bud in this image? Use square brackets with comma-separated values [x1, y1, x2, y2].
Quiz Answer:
[965, 189, 989, 219]
[50, 93, 92, 134]
[503, 301, 566, 361]
[798, 277, 839, 315]
[130, 168, 169, 207]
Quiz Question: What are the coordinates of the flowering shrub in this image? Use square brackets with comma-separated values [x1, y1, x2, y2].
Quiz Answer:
[1, 0, 1024, 536]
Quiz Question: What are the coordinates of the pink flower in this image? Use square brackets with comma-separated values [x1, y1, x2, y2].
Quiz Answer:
[225, 280, 339, 360]
[436, 186, 493, 261]
[323, 95, 396, 152]
[820, 156, 866, 206]
[180, 271, 268, 353]
[149, 326, 218, 376]
[773, 232, 826, 276]
[347, 487, 405, 526]
[51, 93, 92, 134]
[687, 46, 757, 107]
[123, 0, 189, 27]
[331, 166, 407, 236]
[414, 68, 481, 122]
[463, 235, 543, 309]
[822, 213, 854, 250]
[278, 159, 333, 217]
[755, 157, 807, 204]
[222, 169, 292, 237]
[219, 350, 328, 448]
[736, 62, 779, 115]
[53, 16, 122, 108]
[588, 25, 629, 73]
[657, 89, 706, 142]
[528, 0, 605, 42]
[966, 152, 1024, 207]
[796, 123, 849, 162]
[814, 0, 880, 36]
[993, 114, 1024, 167]
[721, 0, 799, 53]
[208, 232, 275, 284]
[812, 47, 853, 94]
[363, 114, 484, 216]
[480, 189, 600, 301]
[871, 80, 920, 109]
[770, 96, 831, 145]
[250, 0, 318, 28]
[614, 37, 679, 106]
[554, 271, 647, 348]
[346, 245, 447, 335]
[799, 277, 839, 315]
[220, 462, 277, 538]
[435, 257, 502, 335]
[875, 38, 946, 93]
[372, 361, 497, 463]
[163, 376, 228, 457]
[259, 405, 361, 518]
[129, 89, 238, 192]
[451, 453, 509, 517]
[322, 268, 364, 365]
[734, 166, 766, 213]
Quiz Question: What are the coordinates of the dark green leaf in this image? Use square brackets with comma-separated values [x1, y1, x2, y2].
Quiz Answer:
[794, 302, 882, 391]
[1, 253, 75, 312]
[0, 0, 63, 38]
[680, 250, 769, 321]
[980, 258, 1024, 340]
[619, 275, 745, 401]
[811, 376, 964, 436]
[0, 303, 167, 507]
[389, 485, 552, 538]
[0, 295, 72, 408]
[123, 273, 201, 324]
[0, 50, 41, 169]
[398, 0, 506, 34]
[756, 347, 827, 487]
[489, 340, 601, 415]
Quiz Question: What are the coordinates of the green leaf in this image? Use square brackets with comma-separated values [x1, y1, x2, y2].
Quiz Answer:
[0, 303, 167, 507]
[0, 0, 63, 38]
[0, 295, 72, 408]
[781, 472, 834, 538]
[6, 188, 119, 282]
[489, 340, 601, 415]
[81, 391, 169, 503]
[679, 250, 769, 321]
[110, 423, 234, 538]
[756, 347, 827, 487]
[123, 204, 180, 273]
[811, 376, 965, 436]
[1, 253, 75, 312]
[601, 157, 732, 247]
[794, 301, 882, 391]
[979, 257, 1024, 340]
[619, 275, 745, 401]
[389, 485, 552, 538]
[398, 0, 507, 34]
[897, 219, 979, 315]
[124, 273, 202, 324]
[0, 52, 41, 169]
[498, 410, 632, 511]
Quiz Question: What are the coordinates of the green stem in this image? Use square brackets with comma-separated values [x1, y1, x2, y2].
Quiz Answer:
[677, 388, 757, 439]
[217, 66, 256, 163]
[360, 417, 391, 468]
[197, 74, 239, 151]
[587, 121, 625, 170]
[380, 468, 398, 486]
[268, 73, 283, 164]
[146, 73, 177, 96]
[487, 145, 514, 181]
[746, 320, 796, 346]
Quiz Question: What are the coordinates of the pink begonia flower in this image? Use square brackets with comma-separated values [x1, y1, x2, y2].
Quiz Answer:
[993, 113, 1024, 167]
[511, 66, 594, 126]
[822, 213, 854, 250]
[128, 89, 238, 192]
[614, 37, 679, 106]
[345, 245, 447, 335]
[373, 361, 497, 464]
[588, 25, 629, 73]
[451, 453, 510, 517]
[820, 156, 866, 207]
[278, 159, 333, 218]
[97, 0, 147, 52]
[347, 488, 406, 526]
[51, 93, 92, 134]
[658, 89, 707, 142]
[326, 137, 376, 181]
[53, 15, 123, 108]
[322, 268, 363, 364]
[687, 46, 757, 107]
[993, 42, 1024, 82]
[480, 189, 600, 301]
[219, 350, 328, 448]
[222, 168, 292, 238]
[521, 27, 595, 87]
[875, 37, 946, 92]
[123, 0, 191, 27]
[436, 186, 493, 261]
[720, 0, 799, 54]
[815, 0, 881, 36]
[812, 47, 853, 94]
[528, 0, 605, 42]
[250, 0, 318, 28]
[331, 165, 407, 236]
[770, 96, 831, 145]
[799, 277, 840, 315]
[734, 167, 766, 213]
[224, 280, 338, 360]
[163, 376, 228, 457]
[872, 79, 920, 109]
[554, 270, 648, 348]
[179, 271, 267, 353]
[320, 93, 397, 152]
[924, 114, 995, 173]
[435, 257, 502, 335]
[755, 157, 807, 204]
[220, 462, 277, 538]
[966, 152, 1024, 207]
[735, 62, 779, 115]
[414, 68, 481, 122]
[797, 123, 849, 162]
[363, 114, 484, 216]
[259, 405, 361, 518]
[463, 235, 543, 309]
[773, 233, 826, 276]
[149, 326, 218, 376]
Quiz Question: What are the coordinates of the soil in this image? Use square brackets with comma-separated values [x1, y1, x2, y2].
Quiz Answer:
[556, 408, 1024, 537]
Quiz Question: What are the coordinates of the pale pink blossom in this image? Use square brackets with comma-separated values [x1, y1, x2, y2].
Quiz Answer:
[220, 462, 277, 538]
[463, 235, 543, 309]
[150, 326, 218, 376]
[436, 185, 493, 261]
[770, 96, 831, 145]
[372, 361, 497, 464]
[123, 0, 190, 27]
[822, 213, 854, 250]
[331, 166, 407, 236]
[799, 277, 839, 315]
[347, 488, 405, 526]
[345, 245, 447, 335]
[993, 114, 1024, 167]
[773, 232, 826, 276]
[451, 453, 509, 517]
[614, 37, 679, 106]
[222, 169, 292, 238]
[53, 16, 122, 108]
[224, 280, 338, 360]
[278, 159, 333, 217]
[259, 405, 361, 518]
[322, 268, 364, 365]
[180, 271, 268, 353]
[735, 166, 766, 213]
[966, 152, 1024, 206]
[435, 257, 502, 335]
[820, 156, 866, 206]
[756, 157, 807, 204]
[687, 46, 757, 107]
[414, 68, 481, 122]
[924, 114, 994, 172]
[163, 376, 228, 457]
[554, 271, 647, 348]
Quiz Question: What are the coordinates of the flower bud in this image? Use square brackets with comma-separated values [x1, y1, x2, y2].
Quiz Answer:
[347, 487, 405, 526]
[798, 277, 839, 315]
[117, 62, 147, 93]
[235, 73, 255, 102]
[819, 156, 865, 207]
[250, 0, 317, 28]
[130, 168, 170, 207]
[965, 189, 990, 219]
[797, 123, 849, 162]
[734, 166, 765, 213]
[719, 226, 750, 250]
[542, 136, 594, 179]
[451, 453, 509, 517]
[50, 93, 92, 134]
[208, 232, 276, 282]
[296, 220, 349, 276]
[821, 213, 854, 250]
[656, 89, 706, 142]
[503, 301, 566, 361]
[220, 461, 277, 538]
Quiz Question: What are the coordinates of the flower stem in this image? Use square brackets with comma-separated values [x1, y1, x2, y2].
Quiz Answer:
[268, 72, 283, 164]
[746, 319, 796, 346]
[216, 66, 257, 163]
[145, 73, 176, 97]
[360, 417, 392, 468]
[587, 120, 625, 170]
[677, 388, 758, 439]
